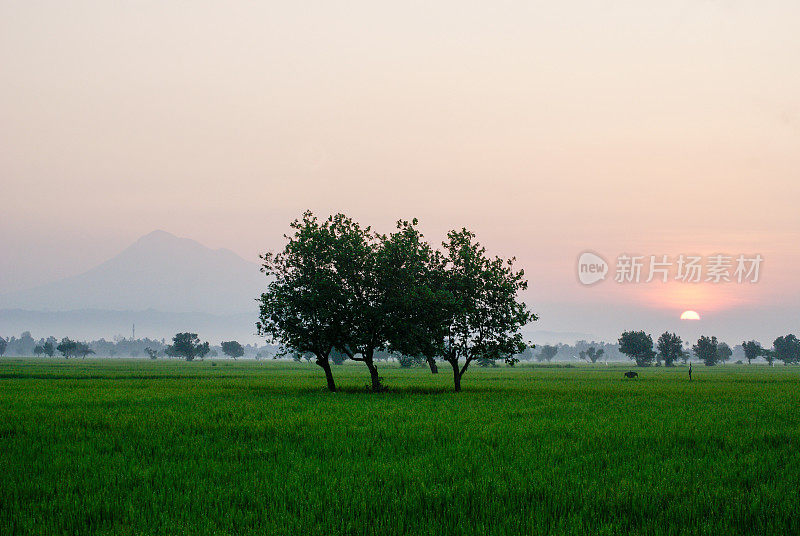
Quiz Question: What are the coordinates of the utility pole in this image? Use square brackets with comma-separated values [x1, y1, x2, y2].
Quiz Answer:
[132, 323, 135, 340]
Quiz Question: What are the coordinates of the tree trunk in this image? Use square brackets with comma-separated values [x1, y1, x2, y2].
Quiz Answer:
[427, 357, 438, 374]
[365, 358, 382, 391]
[316, 358, 336, 392]
[449, 360, 461, 392]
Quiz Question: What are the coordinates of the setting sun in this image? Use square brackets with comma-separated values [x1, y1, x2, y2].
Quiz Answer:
[680, 310, 701, 320]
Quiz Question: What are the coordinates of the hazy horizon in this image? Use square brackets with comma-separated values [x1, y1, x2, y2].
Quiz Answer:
[2, 1, 799, 345]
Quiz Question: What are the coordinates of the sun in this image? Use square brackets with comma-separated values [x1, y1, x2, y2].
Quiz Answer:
[680, 310, 701, 320]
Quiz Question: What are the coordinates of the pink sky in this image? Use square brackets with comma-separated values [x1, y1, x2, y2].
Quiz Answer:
[2, 1, 799, 342]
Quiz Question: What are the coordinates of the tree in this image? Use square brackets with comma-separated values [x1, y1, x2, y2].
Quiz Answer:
[436, 229, 535, 392]
[579, 346, 605, 364]
[773, 334, 800, 365]
[519, 345, 535, 361]
[324, 214, 390, 391]
[145, 347, 159, 359]
[693, 335, 719, 366]
[741, 340, 763, 364]
[34, 345, 44, 358]
[221, 341, 245, 360]
[42, 341, 55, 358]
[717, 342, 732, 365]
[165, 333, 210, 361]
[397, 354, 427, 368]
[75, 342, 95, 359]
[327, 216, 449, 389]
[0, 337, 6, 356]
[17, 331, 36, 356]
[537, 345, 559, 362]
[618, 331, 656, 367]
[329, 348, 348, 365]
[257, 212, 345, 392]
[656, 332, 683, 367]
[475, 355, 499, 367]
[379, 220, 446, 376]
[57, 338, 78, 359]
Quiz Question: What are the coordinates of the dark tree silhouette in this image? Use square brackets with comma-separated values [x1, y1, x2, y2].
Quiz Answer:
[75, 342, 94, 359]
[329, 348, 348, 365]
[221, 341, 244, 359]
[396, 354, 427, 368]
[717, 342, 733, 365]
[741, 340, 763, 364]
[619, 331, 656, 367]
[165, 333, 210, 361]
[773, 334, 800, 365]
[656, 332, 683, 367]
[579, 346, 605, 364]
[56, 338, 78, 359]
[537, 345, 558, 362]
[693, 335, 719, 366]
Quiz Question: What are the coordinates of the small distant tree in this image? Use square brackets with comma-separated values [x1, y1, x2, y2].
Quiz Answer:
[34, 345, 45, 358]
[773, 334, 800, 365]
[741, 340, 763, 365]
[0, 337, 6, 356]
[57, 338, 78, 359]
[43, 341, 55, 358]
[17, 332, 36, 356]
[537, 345, 559, 362]
[619, 331, 656, 367]
[717, 342, 733, 365]
[145, 347, 159, 359]
[221, 341, 245, 360]
[520, 345, 535, 361]
[288, 351, 314, 363]
[656, 332, 683, 367]
[397, 354, 426, 368]
[579, 346, 605, 364]
[75, 342, 94, 359]
[329, 348, 348, 365]
[165, 333, 210, 361]
[693, 335, 719, 366]
[475, 355, 499, 367]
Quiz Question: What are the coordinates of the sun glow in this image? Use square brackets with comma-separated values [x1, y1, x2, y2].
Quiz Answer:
[680, 310, 701, 320]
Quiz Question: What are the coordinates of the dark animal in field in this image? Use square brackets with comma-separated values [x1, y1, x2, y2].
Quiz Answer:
[623, 371, 639, 379]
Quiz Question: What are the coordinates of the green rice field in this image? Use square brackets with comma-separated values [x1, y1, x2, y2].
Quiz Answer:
[1, 359, 798, 535]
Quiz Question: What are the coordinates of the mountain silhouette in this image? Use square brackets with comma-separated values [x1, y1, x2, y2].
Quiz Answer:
[0, 230, 263, 315]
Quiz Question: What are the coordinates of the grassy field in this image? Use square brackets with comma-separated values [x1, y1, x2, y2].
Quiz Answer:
[1, 359, 798, 535]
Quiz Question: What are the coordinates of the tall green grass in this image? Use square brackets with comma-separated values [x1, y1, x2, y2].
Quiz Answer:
[1, 359, 798, 535]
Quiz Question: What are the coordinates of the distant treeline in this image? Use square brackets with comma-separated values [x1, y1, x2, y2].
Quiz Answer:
[0, 331, 278, 359]
[3, 331, 794, 368]
[616, 330, 800, 367]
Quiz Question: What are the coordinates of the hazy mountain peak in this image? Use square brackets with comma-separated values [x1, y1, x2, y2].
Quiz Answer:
[0, 231, 264, 315]
[137, 229, 178, 242]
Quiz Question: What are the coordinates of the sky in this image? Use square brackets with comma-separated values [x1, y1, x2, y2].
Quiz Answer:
[2, 1, 799, 343]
